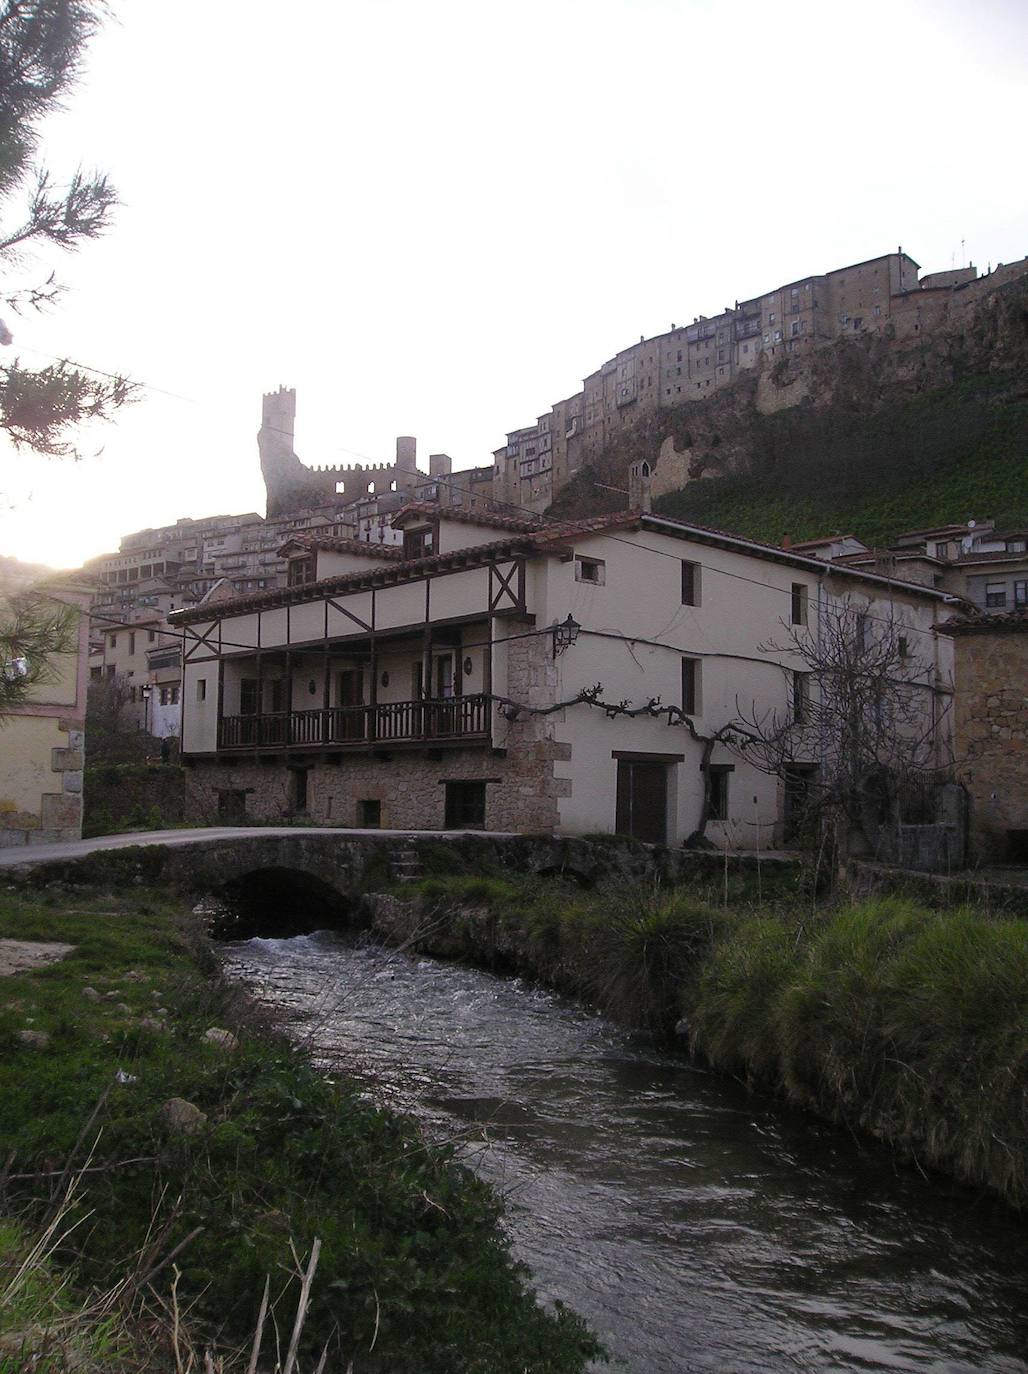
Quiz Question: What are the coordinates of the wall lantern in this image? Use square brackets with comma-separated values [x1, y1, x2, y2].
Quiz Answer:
[463, 656, 473, 676]
[552, 613, 581, 658]
[380, 670, 389, 687]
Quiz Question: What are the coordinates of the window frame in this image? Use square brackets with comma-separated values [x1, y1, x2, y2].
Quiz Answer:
[681, 560, 701, 606]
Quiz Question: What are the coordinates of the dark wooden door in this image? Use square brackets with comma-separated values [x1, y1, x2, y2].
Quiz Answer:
[616, 760, 668, 844]
[337, 669, 364, 740]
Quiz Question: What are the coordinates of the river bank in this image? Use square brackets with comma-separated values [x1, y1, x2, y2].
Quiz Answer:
[0, 885, 601, 1372]
[362, 871, 1028, 1210]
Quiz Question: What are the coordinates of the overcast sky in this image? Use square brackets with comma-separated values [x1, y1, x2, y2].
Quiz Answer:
[1, 0, 1026, 568]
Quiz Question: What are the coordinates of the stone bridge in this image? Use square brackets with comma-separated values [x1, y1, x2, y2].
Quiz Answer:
[0, 825, 793, 909]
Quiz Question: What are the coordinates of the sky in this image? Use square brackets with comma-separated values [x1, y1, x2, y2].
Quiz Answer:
[1, 0, 1026, 569]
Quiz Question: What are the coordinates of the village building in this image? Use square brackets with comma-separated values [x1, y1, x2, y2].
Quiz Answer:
[0, 571, 92, 848]
[938, 610, 1028, 864]
[171, 503, 955, 845]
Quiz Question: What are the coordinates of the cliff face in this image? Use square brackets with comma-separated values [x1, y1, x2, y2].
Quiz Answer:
[549, 274, 1028, 544]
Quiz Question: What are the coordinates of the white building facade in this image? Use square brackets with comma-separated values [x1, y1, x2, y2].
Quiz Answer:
[172, 507, 954, 845]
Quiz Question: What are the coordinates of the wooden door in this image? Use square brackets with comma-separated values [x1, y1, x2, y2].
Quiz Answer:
[616, 760, 668, 844]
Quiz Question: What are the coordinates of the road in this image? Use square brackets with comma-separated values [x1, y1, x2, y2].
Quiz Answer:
[0, 826, 515, 869]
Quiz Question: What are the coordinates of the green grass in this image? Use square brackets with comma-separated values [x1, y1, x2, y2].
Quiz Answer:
[654, 377, 1028, 546]
[370, 875, 1028, 1208]
[0, 887, 602, 1372]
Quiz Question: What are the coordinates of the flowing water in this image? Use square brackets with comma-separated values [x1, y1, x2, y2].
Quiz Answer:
[221, 928, 1028, 1373]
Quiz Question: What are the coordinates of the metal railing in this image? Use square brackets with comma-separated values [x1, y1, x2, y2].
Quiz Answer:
[218, 694, 491, 750]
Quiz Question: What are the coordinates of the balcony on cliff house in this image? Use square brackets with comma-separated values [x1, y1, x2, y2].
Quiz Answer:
[214, 623, 494, 755]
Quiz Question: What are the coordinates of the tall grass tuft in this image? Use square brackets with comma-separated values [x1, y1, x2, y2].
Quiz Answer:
[571, 889, 727, 1033]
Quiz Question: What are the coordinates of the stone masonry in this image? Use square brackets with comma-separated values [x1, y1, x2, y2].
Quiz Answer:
[0, 721, 85, 848]
[946, 618, 1028, 863]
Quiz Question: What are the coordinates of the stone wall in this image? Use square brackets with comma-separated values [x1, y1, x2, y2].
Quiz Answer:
[949, 624, 1028, 862]
[0, 719, 84, 848]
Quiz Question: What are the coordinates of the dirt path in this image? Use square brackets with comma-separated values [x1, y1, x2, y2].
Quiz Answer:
[0, 940, 75, 977]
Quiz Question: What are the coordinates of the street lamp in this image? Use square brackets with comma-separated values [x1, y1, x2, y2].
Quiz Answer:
[552, 614, 581, 659]
[140, 683, 152, 735]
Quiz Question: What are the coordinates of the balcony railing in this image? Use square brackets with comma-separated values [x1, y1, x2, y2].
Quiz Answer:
[218, 694, 491, 751]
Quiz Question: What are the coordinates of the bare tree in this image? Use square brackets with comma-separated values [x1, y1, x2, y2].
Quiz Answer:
[727, 597, 949, 852]
[85, 671, 151, 763]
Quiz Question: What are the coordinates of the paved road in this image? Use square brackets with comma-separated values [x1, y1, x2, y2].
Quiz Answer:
[0, 826, 518, 869]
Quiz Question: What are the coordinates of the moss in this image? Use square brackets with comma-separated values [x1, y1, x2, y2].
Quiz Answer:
[0, 888, 602, 1372]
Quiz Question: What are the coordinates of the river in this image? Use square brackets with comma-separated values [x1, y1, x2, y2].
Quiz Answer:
[221, 928, 1028, 1373]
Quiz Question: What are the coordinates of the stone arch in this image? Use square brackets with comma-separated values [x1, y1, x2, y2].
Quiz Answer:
[211, 865, 358, 938]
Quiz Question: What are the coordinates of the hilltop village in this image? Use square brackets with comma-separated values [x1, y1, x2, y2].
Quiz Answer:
[5, 245, 1027, 869]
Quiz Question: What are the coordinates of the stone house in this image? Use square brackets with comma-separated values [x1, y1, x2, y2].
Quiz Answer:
[0, 572, 91, 847]
[171, 504, 955, 844]
[938, 611, 1028, 863]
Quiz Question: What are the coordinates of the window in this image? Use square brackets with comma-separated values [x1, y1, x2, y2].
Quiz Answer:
[1015, 581, 1028, 607]
[681, 657, 700, 716]
[402, 528, 434, 560]
[681, 560, 701, 606]
[575, 556, 605, 585]
[288, 556, 314, 587]
[109, 633, 117, 650]
[106, 664, 115, 678]
[792, 671, 810, 723]
[790, 583, 808, 626]
[852, 317, 863, 330]
[445, 780, 486, 830]
[708, 766, 731, 821]
[196, 678, 207, 703]
[289, 767, 308, 813]
[985, 581, 1007, 608]
[898, 636, 910, 659]
[854, 612, 868, 652]
[148, 630, 156, 642]
[90, 665, 101, 681]
[129, 632, 136, 655]
[1008, 540, 1026, 554]
[359, 799, 381, 828]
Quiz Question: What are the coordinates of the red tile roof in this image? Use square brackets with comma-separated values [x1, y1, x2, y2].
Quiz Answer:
[390, 502, 544, 532]
[278, 535, 404, 559]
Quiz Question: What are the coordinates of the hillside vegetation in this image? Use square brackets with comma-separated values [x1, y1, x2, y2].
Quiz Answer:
[653, 375, 1028, 546]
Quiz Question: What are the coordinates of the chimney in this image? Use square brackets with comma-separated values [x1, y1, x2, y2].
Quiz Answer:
[628, 460, 652, 512]
[395, 436, 417, 490]
[782, 532, 792, 549]
[429, 453, 452, 478]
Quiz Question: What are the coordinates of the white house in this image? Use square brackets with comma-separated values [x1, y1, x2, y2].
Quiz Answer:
[170, 504, 955, 845]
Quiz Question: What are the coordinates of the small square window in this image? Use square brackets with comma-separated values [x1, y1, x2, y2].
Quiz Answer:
[445, 780, 486, 830]
[196, 678, 207, 702]
[575, 557, 605, 585]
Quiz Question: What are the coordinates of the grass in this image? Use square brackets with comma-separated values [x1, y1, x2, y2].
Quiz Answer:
[653, 376, 1028, 547]
[375, 876, 1028, 1208]
[0, 885, 603, 1372]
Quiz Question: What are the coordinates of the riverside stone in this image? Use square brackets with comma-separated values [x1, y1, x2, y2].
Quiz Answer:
[203, 1027, 239, 1051]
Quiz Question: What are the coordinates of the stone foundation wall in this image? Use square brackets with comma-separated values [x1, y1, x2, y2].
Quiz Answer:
[951, 628, 1028, 862]
[0, 718, 85, 848]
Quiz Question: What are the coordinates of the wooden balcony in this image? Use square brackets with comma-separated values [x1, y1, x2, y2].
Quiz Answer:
[217, 693, 492, 752]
